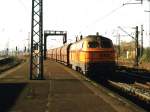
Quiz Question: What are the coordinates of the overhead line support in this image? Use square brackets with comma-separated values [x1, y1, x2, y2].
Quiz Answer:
[30, 0, 43, 80]
[44, 30, 67, 60]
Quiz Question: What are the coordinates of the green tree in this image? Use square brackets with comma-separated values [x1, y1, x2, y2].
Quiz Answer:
[141, 47, 150, 62]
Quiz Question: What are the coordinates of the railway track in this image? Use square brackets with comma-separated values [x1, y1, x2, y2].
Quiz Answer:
[0, 56, 23, 74]
[107, 70, 150, 111]
[117, 71, 150, 82]
[108, 81, 150, 103]
[0, 57, 11, 64]
[117, 65, 150, 81]
[84, 70, 150, 111]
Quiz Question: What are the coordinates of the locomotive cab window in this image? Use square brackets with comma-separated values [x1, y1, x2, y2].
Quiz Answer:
[88, 41, 99, 48]
[101, 40, 112, 48]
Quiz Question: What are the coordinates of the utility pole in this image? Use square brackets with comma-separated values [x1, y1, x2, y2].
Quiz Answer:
[27, 32, 30, 53]
[118, 34, 121, 57]
[114, 33, 121, 57]
[6, 48, 9, 56]
[6, 40, 9, 56]
[24, 46, 26, 53]
[118, 26, 139, 66]
[116, 33, 120, 64]
[16, 46, 18, 56]
[140, 25, 144, 57]
[135, 26, 139, 67]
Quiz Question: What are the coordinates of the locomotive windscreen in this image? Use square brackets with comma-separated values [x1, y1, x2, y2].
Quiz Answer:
[101, 39, 113, 48]
[87, 40, 113, 48]
[88, 41, 99, 48]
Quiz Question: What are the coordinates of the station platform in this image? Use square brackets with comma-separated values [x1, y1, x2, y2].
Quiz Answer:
[0, 59, 145, 112]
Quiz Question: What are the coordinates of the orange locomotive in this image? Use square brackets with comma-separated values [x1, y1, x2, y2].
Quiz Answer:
[47, 34, 116, 76]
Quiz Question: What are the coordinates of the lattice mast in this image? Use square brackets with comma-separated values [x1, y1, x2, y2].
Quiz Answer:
[30, 0, 43, 80]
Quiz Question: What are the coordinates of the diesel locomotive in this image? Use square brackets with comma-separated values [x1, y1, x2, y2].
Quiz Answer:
[47, 34, 116, 76]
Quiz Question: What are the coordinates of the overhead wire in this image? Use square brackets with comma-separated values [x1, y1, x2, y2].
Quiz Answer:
[79, 0, 133, 33]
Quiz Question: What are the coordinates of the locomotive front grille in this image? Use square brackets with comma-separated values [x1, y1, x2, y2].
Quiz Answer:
[85, 61, 116, 74]
[88, 51, 115, 62]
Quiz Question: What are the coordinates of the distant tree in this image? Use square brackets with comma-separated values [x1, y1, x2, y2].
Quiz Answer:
[141, 47, 150, 62]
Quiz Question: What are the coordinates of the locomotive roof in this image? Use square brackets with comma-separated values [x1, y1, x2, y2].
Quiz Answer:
[80, 35, 111, 42]
[87, 35, 110, 40]
[74, 35, 111, 44]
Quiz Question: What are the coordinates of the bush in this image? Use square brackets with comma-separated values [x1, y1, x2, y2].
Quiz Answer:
[141, 47, 150, 62]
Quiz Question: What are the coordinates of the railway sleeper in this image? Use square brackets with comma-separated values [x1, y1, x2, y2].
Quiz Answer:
[108, 81, 150, 103]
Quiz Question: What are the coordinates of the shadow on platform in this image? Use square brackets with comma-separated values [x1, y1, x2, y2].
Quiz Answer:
[0, 83, 27, 112]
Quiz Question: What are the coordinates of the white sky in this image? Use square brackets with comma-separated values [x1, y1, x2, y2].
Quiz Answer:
[0, 0, 149, 51]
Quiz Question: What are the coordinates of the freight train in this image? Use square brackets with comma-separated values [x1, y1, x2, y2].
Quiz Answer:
[47, 34, 116, 77]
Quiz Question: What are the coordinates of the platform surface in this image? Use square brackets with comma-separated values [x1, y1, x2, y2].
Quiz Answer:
[0, 60, 145, 112]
